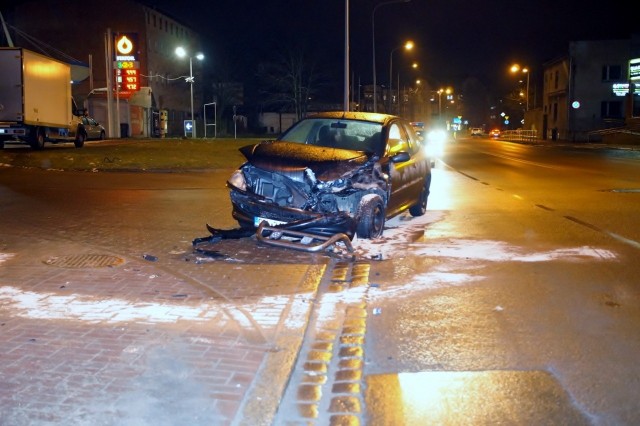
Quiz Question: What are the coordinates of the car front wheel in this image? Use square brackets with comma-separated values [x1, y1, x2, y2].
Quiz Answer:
[356, 194, 385, 239]
[74, 131, 85, 148]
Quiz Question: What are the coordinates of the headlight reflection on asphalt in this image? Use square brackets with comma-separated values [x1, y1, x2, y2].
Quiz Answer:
[427, 168, 454, 211]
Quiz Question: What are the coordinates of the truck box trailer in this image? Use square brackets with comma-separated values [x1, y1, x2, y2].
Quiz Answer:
[0, 47, 87, 149]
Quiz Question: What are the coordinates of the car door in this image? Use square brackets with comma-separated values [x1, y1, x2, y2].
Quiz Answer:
[87, 117, 100, 139]
[81, 117, 93, 139]
[384, 121, 429, 216]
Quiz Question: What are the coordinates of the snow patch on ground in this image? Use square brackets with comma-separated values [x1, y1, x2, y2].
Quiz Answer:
[0, 285, 312, 329]
[412, 240, 617, 262]
[351, 213, 616, 263]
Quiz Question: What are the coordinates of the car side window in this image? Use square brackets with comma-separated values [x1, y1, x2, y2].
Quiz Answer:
[402, 123, 421, 154]
[387, 123, 410, 156]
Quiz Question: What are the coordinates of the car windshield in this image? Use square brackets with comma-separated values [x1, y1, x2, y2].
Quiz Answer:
[278, 118, 384, 154]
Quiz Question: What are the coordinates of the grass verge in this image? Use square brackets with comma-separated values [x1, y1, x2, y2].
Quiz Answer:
[0, 137, 265, 171]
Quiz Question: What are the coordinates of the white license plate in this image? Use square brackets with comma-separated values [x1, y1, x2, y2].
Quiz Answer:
[254, 216, 287, 227]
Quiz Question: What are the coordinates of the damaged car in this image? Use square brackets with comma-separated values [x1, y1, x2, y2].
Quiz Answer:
[226, 111, 432, 241]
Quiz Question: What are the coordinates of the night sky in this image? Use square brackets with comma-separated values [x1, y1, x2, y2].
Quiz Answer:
[4, 0, 637, 99]
[143, 0, 637, 97]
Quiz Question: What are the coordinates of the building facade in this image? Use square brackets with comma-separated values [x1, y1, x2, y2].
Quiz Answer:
[540, 37, 640, 142]
[10, 0, 203, 138]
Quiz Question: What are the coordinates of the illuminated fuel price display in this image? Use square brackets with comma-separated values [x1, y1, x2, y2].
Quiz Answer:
[114, 68, 140, 94]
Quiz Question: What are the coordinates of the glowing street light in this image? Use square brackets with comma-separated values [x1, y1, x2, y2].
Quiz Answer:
[371, 0, 411, 112]
[176, 46, 204, 137]
[389, 40, 414, 114]
[510, 63, 530, 111]
[437, 87, 452, 119]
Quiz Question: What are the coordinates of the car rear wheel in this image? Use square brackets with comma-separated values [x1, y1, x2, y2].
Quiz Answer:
[409, 174, 431, 217]
[99, 130, 105, 140]
[356, 194, 385, 239]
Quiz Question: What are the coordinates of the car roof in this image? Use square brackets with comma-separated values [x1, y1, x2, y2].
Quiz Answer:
[306, 111, 399, 126]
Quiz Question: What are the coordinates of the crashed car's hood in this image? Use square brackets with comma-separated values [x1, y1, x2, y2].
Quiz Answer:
[239, 141, 373, 181]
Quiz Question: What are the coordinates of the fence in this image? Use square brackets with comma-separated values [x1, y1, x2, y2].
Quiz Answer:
[500, 129, 538, 142]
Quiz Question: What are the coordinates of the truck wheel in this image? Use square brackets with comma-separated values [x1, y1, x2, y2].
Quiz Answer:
[74, 132, 85, 148]
[29, 129, 45, 150]
[356, 194, 385, 239]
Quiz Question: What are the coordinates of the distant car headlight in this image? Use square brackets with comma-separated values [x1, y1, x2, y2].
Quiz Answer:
[427, 129, 446, 144]
[227, 169, 247, 191]
[425, 129, 446, 157]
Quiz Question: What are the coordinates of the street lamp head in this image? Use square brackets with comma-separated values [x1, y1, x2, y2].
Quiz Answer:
[404, 40, 414, 50]
[176, 47, 204, 61]
[175, 46, 187, 58]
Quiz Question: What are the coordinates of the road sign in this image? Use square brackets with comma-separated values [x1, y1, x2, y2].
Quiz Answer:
[184, 120, 195, 137]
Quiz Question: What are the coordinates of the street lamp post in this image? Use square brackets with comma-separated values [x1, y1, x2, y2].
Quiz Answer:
[344, 0, 350, 111]
[389, 40, 413, 114]
[437, 87, 451, 121]
[176, 47, 204, 137]
[510, 64, 530, 111]
[371, 0, 410, 113]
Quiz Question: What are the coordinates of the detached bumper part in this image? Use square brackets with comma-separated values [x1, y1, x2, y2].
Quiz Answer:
[256, 221, 354, 256]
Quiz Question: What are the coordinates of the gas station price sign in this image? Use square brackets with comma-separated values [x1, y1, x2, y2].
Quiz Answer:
[112, 33, 140, 95]
[122, 69, 139, 91]
[114, 68, 140, 94]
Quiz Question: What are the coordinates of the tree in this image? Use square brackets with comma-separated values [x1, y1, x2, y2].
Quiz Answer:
[256, 47, 324, 121]
[206, 58, 243, 136]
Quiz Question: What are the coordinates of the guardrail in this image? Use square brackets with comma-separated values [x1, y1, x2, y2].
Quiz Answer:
[500, 129, 538, 142]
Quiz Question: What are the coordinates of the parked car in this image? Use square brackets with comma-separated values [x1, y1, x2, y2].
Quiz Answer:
[226, 111, 432, 240]
[82, 116, 106, 140]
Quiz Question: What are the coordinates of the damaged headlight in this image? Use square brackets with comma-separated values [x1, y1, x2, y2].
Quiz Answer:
[316, 178, 349, 192]
[228, 169, 247, 192]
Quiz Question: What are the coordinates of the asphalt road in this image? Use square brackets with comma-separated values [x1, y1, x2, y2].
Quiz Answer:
[1, 136, 640, 424]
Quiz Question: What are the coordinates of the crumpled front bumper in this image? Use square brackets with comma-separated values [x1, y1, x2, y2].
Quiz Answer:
[230, 190, 357, 240]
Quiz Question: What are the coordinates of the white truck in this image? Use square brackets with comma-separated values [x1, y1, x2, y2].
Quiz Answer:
[0, 47, 88, 149]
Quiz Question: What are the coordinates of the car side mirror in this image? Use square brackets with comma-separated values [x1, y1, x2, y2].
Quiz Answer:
[390, 151, 410, 163]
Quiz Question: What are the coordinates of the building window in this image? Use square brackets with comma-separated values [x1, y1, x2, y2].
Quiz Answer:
[600, 101, 623, 118]
[552, 102, 558, 121]
[554, 70, 559, 90]
[601, 65, 622, 81]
